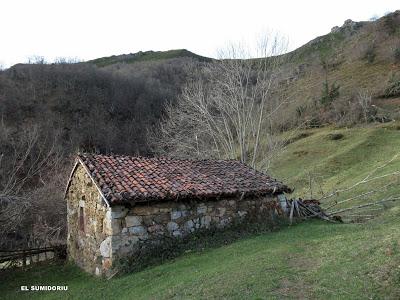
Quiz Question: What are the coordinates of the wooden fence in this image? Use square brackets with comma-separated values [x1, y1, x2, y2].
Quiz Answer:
[0, 244, 66, 270]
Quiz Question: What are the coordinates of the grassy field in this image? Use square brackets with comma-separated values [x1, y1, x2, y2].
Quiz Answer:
[2, 211, 399, 299]
[2, 123, 400, 299]
[270, 122, 400, 217]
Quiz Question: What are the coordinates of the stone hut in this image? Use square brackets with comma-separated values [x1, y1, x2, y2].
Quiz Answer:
[65, 153, 290, 276]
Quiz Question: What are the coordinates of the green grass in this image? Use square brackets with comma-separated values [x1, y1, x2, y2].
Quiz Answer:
[2, 210, 400, 299]
[89, 49, 211, 67]
[270, 123, 400, 216]
[289, 30, 346, 63]
[2, 124, 400, 299]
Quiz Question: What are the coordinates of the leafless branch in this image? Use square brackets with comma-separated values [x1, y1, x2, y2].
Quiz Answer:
[328, 196, 400, 216]
[151, 34, 290, 170]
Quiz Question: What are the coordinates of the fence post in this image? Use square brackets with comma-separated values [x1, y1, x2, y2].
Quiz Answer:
[22, 250, 26, 268]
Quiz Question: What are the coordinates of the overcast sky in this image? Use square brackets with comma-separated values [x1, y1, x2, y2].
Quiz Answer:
[0, 0, 398, 67]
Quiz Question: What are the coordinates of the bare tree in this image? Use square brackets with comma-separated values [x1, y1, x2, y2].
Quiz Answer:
[151, 35, 289, 170]
[357, 89, 373, 123]
[0, 123, 65, 249]
[54, 57, 82, 64]
[27, 55, 47, 64]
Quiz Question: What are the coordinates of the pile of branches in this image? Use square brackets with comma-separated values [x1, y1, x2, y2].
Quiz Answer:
[295, 152, 400, 223]
[286, 198, 334, 224]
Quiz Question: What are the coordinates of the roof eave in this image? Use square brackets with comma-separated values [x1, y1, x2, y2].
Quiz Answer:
[109, 187, 290, 206]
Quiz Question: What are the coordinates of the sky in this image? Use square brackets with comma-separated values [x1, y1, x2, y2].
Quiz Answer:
[0, 0, 399, 68]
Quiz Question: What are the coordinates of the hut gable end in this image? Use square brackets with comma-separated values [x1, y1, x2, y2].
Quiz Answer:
[66, 163, 108, 275]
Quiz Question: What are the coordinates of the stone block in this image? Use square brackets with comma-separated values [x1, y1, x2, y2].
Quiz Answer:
[100, 236, 112, 258]
[197, 205, 207, 214]
[167, 221, 179, 232]
[183, 220, 194, 232]
[219, 217, 231, 227]
[132, 206, 160, 215]
[218, 207, 226, 216]
[178, 204, 187, 210]
[238, 210, 247, 217]
[102, 257, 112, 270]
[103, 218, 121, 235]
[148, 224, 165, 234]
[153, 212, 170, 223]
[143, 217, 156, 227]
[110, 206, 128, 219]
[128, 236, 140, 244]
[138, 232, 149, 240]
[125, 215, 142, 227]
[128, 225, 147, 236]
[172, 230, 182, 237]
[200, 215, 211, 228]
[171, 210, 182, 220]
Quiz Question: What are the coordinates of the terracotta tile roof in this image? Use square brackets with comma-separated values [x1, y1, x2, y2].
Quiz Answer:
[77, 153, 290, 205]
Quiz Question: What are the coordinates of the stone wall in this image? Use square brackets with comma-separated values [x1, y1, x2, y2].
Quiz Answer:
[100, 195, 282, 276]
[66, 164, 108, 275]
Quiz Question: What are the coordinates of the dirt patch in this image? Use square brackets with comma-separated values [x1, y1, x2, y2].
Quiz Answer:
[287, 256, 319, 270]
[373, 97, 400, 107]
[382, 123, 400, 130]
[327, 133, 344, 140]
[273, 277, 314, 299]
[285, 132, 314, 145]
[293, 151, 308, 157]
[366, 261, 400, 297]
[272, 253, 320, 298]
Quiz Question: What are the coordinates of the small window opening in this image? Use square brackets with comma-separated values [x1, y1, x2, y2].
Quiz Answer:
[79, 207, 85, 232]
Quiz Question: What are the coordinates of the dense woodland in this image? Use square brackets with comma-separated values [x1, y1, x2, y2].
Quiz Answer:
[0, 58, 199, 155]
[0, 57, 202, 249]
[1, 11, 400, 250]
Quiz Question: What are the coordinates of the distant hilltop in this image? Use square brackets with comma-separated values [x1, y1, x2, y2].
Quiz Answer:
[88, 49, 212, 67]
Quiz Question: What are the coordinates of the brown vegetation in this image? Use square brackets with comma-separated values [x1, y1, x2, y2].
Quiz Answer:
[1, 11, 400, 250]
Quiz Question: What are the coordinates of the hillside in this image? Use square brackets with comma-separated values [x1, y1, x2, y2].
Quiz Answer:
[2, 124, 400, 299]
[86, 11, 400, 128]
[276, 10, 400, 126]
[270, 122, 400, 214]
[88, 49, 211, 67]
[1, 11, 399, 156]
[1, 10, 400, 256]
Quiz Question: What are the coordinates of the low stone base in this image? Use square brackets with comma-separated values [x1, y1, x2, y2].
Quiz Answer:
[98, 196, 283, 276]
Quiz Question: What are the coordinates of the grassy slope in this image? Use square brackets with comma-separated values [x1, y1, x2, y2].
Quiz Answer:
[271, 123, 400, 193]
[270, 123, 400, 215]
[2, 214, 399, 299]
[89, 49, 211, 67]
[2, 124, 400, 299]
